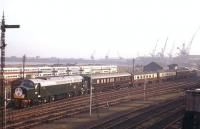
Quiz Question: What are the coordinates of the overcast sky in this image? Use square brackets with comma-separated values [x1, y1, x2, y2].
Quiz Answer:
[0, 0, 200, 59]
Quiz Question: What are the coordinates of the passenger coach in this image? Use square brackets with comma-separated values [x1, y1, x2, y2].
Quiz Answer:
[83, 73, 132, 92]
[133, 72, 158, 86]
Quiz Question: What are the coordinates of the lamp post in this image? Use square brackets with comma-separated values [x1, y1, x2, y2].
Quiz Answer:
[89, 73, 93, 116]
[144, 78, 147, 101]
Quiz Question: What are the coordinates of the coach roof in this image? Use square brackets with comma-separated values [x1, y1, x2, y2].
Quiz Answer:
[29, 76, 83, 87]
[91, 73, 131, 79]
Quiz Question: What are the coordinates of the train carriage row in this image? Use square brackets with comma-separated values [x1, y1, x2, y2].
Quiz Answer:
[10, 70, 197, 108]
[3, 65, 118, 82]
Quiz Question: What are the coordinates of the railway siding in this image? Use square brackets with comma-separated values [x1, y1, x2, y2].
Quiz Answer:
[0, 78, 198, 129]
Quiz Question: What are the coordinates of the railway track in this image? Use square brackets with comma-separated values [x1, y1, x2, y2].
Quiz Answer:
[2, 78, 200, 129]
[163, 116, 183, 129]
[146, 110, 184, 129]
[86, 97, 184, 129]
[7, 80, 186, 119]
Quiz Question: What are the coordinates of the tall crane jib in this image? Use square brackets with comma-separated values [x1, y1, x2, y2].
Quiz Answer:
[0, 12, 20, 129]
[186, 27, 200, 55]
[177, 27, 200, 57]
[150, 39, 158, 57]
[157, 37, 168, 58]
[90, 50, 96, 60]
[161, 37, 168, 58]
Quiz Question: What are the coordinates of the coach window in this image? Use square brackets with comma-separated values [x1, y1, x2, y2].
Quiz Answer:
[124, 77, 127, 80]
[101, 79, 104, 83]
[110, 78, 114, 82]
[112, 78, 114, 82]
[104, 79, 106, 83]
[107, 78, 110, 83]
[97, 79, 100, 84]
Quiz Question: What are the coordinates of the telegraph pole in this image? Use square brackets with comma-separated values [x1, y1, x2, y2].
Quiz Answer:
[132, 58, 135, 74]
[89, 74, 93, 116]
[22, 54, 26, 79]
[132, 58, 135, 87]
[0, 12, 20, 129]
[144, 78, 147, 101]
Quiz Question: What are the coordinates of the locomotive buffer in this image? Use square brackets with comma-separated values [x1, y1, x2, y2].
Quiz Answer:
[0, 12, 20, 129]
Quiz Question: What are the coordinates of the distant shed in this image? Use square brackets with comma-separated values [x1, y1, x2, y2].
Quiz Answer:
[168, 64, 178, 70]
[143, 62, 163, 72]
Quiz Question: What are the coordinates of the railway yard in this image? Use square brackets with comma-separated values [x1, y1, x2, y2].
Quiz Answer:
[1, 77, 200, 129]
[1, 7, 200, 129]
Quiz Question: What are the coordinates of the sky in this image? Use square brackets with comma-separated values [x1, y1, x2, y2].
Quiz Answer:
[0, 0, 200, 59]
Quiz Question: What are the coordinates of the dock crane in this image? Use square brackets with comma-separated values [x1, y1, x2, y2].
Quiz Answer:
[90, 50, 96, 60]
[117, 51, 123, 59]
[186, 26, 200, 55]
[150, 39, 159, 57]
[177, 42, 187, 57]
[177, 27, 200, 57]
[158, 37, 168, 58]
[105, 49, 110, 59]
[168, 42, 175, 58]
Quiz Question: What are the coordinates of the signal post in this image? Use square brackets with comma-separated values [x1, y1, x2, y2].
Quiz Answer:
[0, 12, 20, 129]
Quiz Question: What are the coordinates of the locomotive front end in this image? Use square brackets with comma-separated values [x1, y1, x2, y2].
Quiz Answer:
[13, 87, 25, 99]
[11, 79, 33, 108]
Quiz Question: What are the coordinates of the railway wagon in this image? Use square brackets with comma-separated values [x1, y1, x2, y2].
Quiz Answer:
[11, 76, 87, 107]
[176, 70, 197, 79]
[83, 73, 132, 92]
